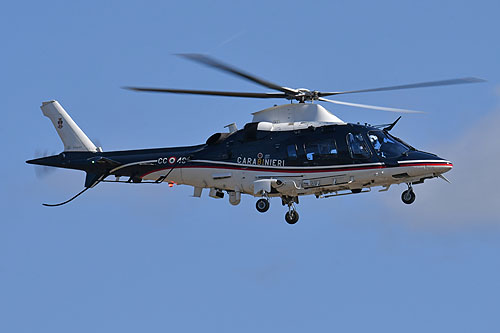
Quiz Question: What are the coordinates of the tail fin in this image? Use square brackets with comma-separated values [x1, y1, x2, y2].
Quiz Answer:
[41, 100, 99, 152]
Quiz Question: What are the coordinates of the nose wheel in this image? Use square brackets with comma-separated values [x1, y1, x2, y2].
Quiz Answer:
[401, 184, 416, 204]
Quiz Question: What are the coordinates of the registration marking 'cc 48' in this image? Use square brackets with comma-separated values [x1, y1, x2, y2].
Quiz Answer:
[157, 156, 188, 165]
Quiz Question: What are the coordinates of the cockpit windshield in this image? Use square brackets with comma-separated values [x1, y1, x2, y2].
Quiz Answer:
[368, 131, 410, 158]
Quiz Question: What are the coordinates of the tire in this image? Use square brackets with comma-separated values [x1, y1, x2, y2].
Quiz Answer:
[285, 210, 299, 224]
[256, 198, 270, 213]
[401, 189, 416, 204]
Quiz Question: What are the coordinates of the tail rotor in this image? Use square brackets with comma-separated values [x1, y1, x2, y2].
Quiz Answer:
[32, 149, 57, 179]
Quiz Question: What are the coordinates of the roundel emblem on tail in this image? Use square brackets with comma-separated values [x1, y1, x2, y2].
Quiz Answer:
[57, 118, 63, 129]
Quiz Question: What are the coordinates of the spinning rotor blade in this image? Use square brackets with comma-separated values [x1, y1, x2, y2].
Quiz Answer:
[177, 53, 297, 95]
[127, 54, 485, 104]
[318, 98, 424, 114]
[319, 77, 485, 96]
[124, 87, 287, 98]
[33, 149, 57, 179]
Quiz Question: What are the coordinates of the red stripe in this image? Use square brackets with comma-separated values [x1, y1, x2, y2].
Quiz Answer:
[138, 162, 451, 178]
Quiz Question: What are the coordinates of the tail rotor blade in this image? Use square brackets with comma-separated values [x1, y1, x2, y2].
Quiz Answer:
[33, 149, 57, 179]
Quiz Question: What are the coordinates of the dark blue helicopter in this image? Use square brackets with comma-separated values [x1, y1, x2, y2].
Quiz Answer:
[27, 54, 481, 224]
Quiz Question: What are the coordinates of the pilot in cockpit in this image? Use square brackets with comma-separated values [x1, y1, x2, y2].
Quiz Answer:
[369, 134, 385, 158]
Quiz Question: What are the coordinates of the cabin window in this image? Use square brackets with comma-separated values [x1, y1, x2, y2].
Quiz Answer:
[287, 144, 298, 158]
[347, 133, 371, 159]
[305, 139, 337, 161]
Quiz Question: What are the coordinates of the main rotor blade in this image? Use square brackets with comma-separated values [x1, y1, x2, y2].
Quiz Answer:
[177, 53, 297, 95]
[319, 77, 485, 96]
[124, 86, 287, 99]
[318, 97, 424, 114]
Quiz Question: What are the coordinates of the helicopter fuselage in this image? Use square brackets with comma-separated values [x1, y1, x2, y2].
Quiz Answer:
[29, 122, 452, 206]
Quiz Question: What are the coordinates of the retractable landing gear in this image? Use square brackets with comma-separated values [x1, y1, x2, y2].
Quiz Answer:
[401, 183, 416, 204]
[282, 196, 299, 224]
[256, 198, 270, 213]
[285, 209, 299, 224]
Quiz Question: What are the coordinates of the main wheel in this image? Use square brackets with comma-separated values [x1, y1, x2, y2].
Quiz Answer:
[256, 198, 270, 213]
[401, 189, 416, 204]
[285, 210, 299, 224]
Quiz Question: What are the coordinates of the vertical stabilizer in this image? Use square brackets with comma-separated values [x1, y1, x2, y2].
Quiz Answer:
[41, 100, 98, 152]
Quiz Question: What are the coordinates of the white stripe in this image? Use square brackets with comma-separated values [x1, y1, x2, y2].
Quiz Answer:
[398, 160, 450, 164]
[109, 160, 158, 173]
[107, 159, 449, 175]
[190, 159, 383, 170]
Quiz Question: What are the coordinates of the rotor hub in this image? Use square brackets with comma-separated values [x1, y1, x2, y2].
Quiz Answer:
[290, 89, 320, 103]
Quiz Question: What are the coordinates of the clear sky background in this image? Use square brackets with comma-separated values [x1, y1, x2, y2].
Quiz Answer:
[1, 0, 499, 332]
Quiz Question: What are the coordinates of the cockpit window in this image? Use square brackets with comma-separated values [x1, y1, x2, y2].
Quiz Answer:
[368, 131, 409, 158]
[305, 139, 337, 161]
[347, 133, 371, 159]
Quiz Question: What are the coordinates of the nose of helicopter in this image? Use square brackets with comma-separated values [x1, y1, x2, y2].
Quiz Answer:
[425, 152, 453, 174]
[431, 158, 453, 174]
[397, 151, 453, 177]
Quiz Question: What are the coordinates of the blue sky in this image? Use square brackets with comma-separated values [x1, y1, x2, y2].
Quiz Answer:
[1, 1, 499, 332]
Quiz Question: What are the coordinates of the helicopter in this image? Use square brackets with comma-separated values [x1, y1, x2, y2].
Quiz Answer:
[27, 54, 483, 224]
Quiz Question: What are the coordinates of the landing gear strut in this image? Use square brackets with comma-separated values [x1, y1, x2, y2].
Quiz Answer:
[401, 183, 416, 204]
[282, 196, 299, 224]
[256, 198, 270, 213]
